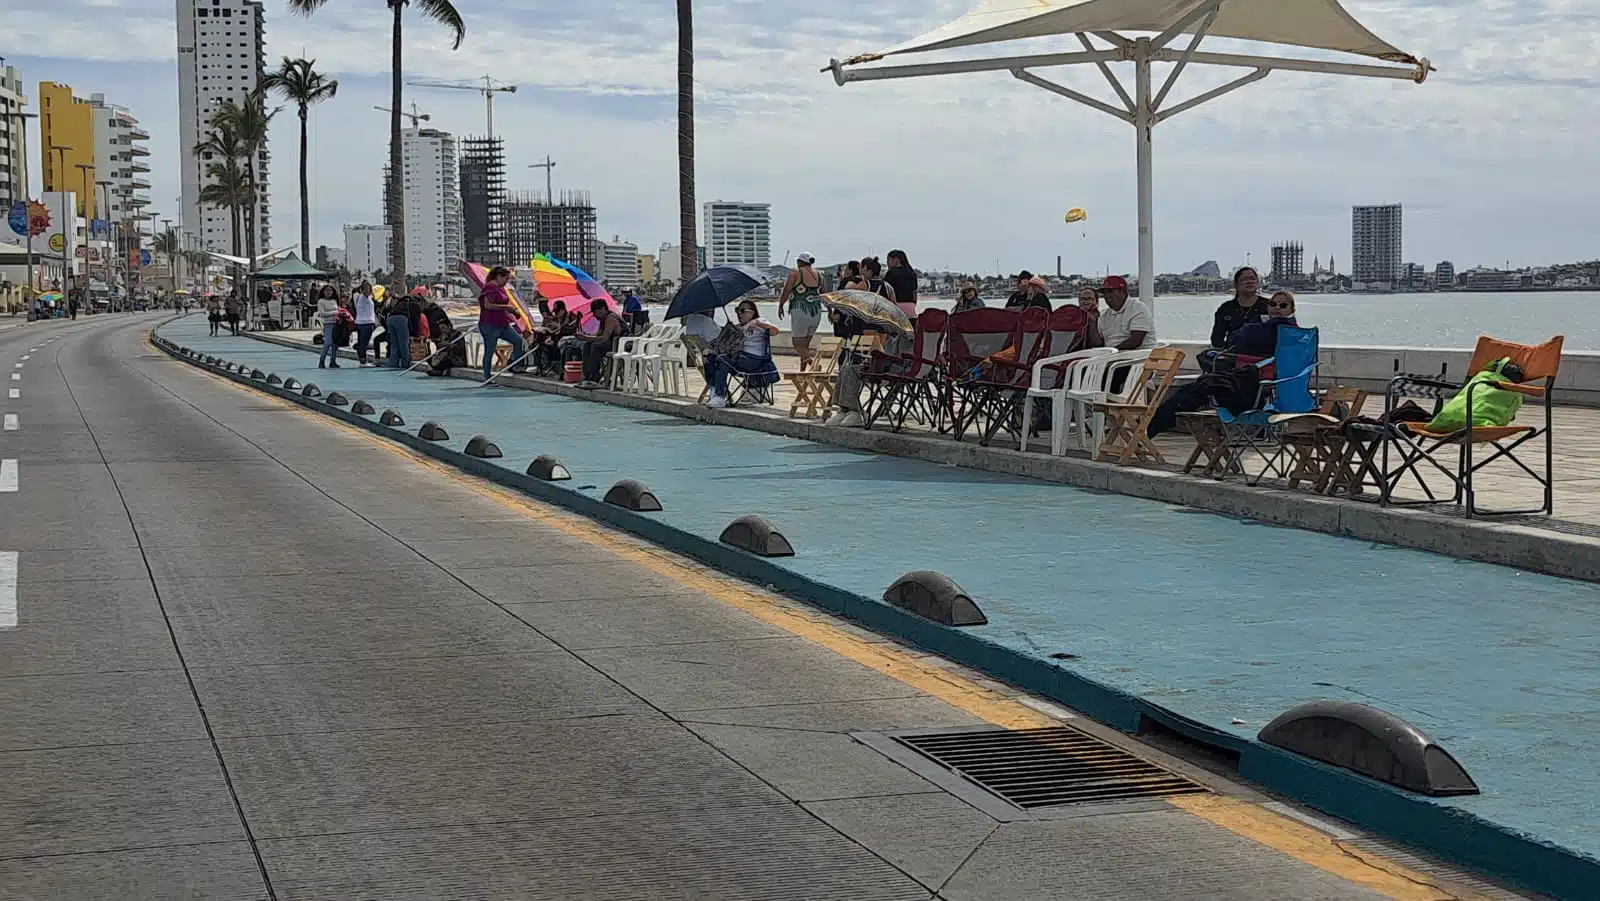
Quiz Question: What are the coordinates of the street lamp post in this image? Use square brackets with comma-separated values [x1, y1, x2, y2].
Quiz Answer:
[74, 162, 94, 300]
[96, 180, 114, 302]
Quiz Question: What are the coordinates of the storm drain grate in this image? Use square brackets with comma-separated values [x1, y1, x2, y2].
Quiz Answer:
[893, 727, 1207, 809]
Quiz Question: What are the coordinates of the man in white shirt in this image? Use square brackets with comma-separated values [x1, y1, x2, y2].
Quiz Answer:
[1090, 275, 1155, 350]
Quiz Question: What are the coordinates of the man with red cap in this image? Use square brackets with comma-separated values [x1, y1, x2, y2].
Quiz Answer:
[1089, 275, 1155, 352]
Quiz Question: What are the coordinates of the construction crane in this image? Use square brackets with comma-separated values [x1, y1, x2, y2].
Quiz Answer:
[529, 156, 556, 203]
[406, 75, 517, 137]
[374, 103, 430, 128]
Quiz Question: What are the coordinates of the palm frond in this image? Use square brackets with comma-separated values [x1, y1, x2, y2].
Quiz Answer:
[415, 0, 466, 49]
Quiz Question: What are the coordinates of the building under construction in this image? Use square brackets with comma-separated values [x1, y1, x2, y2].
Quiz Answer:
[459, 135, 505, 265]
[1270, 240, 1306, 287]
[504, 190, 598, 275]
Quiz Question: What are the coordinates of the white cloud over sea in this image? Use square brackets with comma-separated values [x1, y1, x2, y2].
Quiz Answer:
[6, 0, 1598, 274]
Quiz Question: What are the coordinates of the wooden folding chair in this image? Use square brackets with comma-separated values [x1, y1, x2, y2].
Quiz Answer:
[1094, 347, 1185, 465]
[785, 336, 842, 419]
[1280, 386, 1367, 490]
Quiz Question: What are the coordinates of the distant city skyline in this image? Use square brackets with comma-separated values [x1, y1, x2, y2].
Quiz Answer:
[5, 0, 1598, 275]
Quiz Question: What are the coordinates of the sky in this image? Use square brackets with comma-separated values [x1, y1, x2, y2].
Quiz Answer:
[5, 0, 1598, 277]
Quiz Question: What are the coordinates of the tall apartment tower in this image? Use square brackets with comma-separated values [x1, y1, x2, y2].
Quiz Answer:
[0, 65, 27, 212]
[176, 0, 270, 253]
[702, 201, 770, 268]
[1269, 241, 1304, 287]
[387, 127, 462, 278]
[1351, 204, 1402, 291]
[504, 190, 597, 275]
[459, 135, 505, 265]
[89, 94, 152, 235]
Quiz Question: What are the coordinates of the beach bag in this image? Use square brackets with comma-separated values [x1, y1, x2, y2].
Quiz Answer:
[709, 322, 744, 357]
[1426, 358, 1525, 433]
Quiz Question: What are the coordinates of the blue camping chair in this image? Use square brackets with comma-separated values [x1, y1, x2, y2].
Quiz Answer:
[1217, 326, 1319, 484]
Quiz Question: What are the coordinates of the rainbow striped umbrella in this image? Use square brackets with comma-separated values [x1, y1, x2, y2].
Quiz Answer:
[530, 254, 617, 324]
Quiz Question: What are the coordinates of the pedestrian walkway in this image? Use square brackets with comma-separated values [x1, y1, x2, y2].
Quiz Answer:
[163, 315, 1600, 897]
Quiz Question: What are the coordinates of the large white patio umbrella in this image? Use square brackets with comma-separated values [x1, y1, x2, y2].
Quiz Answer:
[824, 0, 1431, 309]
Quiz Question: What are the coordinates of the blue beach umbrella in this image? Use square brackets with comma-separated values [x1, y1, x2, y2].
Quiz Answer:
[664, 265, 764, 320]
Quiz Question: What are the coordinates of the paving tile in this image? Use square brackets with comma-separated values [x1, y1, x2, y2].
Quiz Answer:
[0, 842, 269, 901]
[191, 652, 646, 737]
[684, 722, 938, 802]
[577, 637, 923, 712]
[0, 670, 205, 750]
[450, 562, 703, 605]
[165, 603, 557, 666]
[503, 595, 788, 649]
[0, 741, 242, 858]
[153, 571, 486, 613]
[0, 612, 179, 677]
[804, 792, 999, 889]
[220, 717, 778, 838]
[257, 804, 930, 901]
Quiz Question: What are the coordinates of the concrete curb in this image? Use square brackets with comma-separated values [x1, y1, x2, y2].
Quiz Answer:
[157, 327, 1600, 901]
[243, 327, 1600, 585]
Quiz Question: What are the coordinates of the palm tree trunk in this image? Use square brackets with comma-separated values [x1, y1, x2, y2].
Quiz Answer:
[298, 105, 311, 261]
[387, 0, 407, 293]
[676, 0, 697, 283]
[244, 158, 259, 272]
[230, 202, 243, 288]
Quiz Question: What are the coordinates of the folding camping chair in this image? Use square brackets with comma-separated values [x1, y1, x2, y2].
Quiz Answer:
[968, 306, 1055, 446]
[942, 308, 1019, 441]
[861, 309, 949, 432]
[1094, 347, 1186, 464]
[786, 336, 843, 419]
[1216, 326, 1320, 485]
[1378, 335, 1562, 517]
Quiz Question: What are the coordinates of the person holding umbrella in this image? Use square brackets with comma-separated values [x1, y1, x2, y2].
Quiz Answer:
[703, 299, 780, 408]
[477, 266, 527, 379]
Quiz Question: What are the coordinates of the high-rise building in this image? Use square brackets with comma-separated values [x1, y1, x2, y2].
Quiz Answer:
[343, 224, 391, 276]
[459, 135, 505, 265]
[1435, 261, 1455, 291]
[37, 82, 98, 219]
[88, 94, 151, 240]
[505, 190, 597, 274]
[388, 127, 461, 278]
[177, 0, 269, 253]
[1351, 204, 1402, 291]
[0, 65, 27, 213]
[1269, 241, 1304, 287]
[703, 201, 770, 268]
[595, 235, 639, 286]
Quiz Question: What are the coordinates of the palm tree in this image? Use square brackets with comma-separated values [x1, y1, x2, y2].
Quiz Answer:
[198, 158, 250, 285]
[153, 228, 180, 259]
[261, 57, 339, 262]
[209, 96, 277, 272]
[677, 0, 697, 284]
[287, 0, 465, 295]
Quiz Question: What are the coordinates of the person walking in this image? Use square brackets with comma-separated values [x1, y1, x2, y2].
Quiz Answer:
[477, 266, 527, 379]
[225, 291, 242, 335]
[207, 295, 222, 336]
[777, 253, 824, 367]
[316, 285, 342, 369]
[351, 281, 377, 366]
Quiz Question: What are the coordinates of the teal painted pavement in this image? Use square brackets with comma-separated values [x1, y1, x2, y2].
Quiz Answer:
[162, 317, 1600, 892]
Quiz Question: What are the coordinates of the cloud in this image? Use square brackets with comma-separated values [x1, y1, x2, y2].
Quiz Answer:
[6, 0, 1599, 274]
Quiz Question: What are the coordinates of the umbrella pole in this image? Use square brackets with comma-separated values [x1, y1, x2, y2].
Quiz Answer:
[477, 344, 540, 387]
[396, 331, 468, 375]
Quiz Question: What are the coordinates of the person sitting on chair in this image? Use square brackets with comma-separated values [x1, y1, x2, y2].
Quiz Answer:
[425, 319, 469, 377]
[575, 299, 625, 388]
[1146, 291, 1299, 438]
[703, 299, 780, 409]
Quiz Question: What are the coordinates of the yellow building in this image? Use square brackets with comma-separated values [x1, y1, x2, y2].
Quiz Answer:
[638, 254, 657, 284]
[37, 81, 96, 219]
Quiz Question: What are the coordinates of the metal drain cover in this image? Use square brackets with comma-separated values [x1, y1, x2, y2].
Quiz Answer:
[889, 726, 1206, 811]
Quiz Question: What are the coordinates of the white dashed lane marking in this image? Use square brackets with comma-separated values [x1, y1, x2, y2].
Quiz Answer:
[2, 414, 15, 431]
[6, 388, 16, 399]
[0, 459, 16, 492]
[0, 551, 16, 630]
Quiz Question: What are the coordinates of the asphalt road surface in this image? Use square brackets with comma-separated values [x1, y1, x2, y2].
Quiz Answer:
[0, 314, 1525, 900]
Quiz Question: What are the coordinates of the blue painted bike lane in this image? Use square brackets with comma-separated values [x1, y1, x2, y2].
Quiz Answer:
[160, 317, 1600, 897]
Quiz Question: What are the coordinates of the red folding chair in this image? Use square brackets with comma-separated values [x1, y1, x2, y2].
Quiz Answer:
[961, 307, 1052, 446]
[862, 309, 949, 432]
[943, 308, 1020, 441]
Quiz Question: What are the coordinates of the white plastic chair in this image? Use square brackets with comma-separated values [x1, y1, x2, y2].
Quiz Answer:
[610, 324, 671, 391]
[1020, 347, 1115, 455]
[1063, 348, 1153, 454]
[636, 326, 687, 396]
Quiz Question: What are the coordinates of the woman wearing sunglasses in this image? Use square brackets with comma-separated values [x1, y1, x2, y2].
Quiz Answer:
[1227, 290, 1298, 357]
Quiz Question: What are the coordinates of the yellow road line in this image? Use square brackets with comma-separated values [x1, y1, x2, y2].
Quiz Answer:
[175, 341, 1482, 901]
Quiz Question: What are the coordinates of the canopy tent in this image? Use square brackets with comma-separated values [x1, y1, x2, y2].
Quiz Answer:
[249, 253, 328, 280]
[826, 0, 1429, 309]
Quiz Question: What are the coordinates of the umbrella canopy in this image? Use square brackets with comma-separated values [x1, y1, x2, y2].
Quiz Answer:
[821, 290, 913, 334]
[38, 291, 63, 304]
[250, 253, 328, 280]
[529, 254, 617, 324]
[664, 265, 764, 320]
[459, 260, 535, 331]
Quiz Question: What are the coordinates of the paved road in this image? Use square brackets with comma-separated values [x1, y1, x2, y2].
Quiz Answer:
[0, 315, 1508, 899]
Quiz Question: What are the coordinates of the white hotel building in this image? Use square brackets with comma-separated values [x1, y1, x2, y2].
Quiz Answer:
[703, 201, 770, 269]
[176, 0, 270, 253]
[396, 127, 462, 279]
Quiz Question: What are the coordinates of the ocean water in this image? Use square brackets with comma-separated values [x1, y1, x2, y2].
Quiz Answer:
[747, 292, 1599, 350]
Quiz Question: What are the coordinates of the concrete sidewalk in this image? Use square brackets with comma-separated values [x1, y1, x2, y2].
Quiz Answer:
[162, 315, 1600, 900]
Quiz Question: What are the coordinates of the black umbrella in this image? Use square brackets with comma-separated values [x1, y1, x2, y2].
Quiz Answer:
[664, 265, 764, 320]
